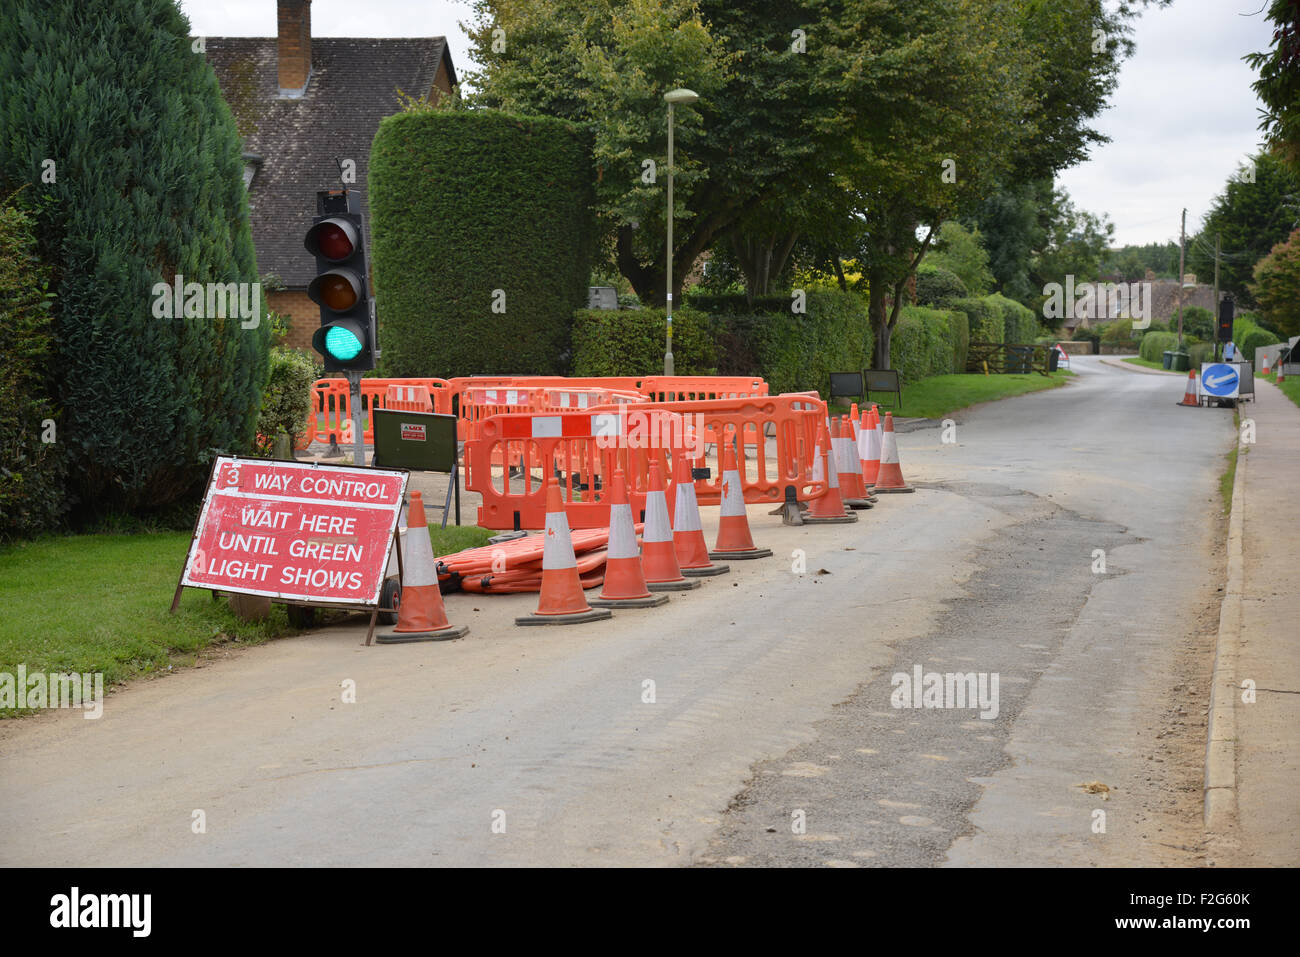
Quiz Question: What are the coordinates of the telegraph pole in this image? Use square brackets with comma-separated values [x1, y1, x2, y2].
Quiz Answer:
[1177, 207, 1187, 352]
[1213, 232, 1222, 360]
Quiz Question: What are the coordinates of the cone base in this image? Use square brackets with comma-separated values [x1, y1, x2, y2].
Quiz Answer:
[515, 608, 613, 626]
[843, 498, 874, 509]
[874, 485, 915, 493]
[646, 578, 702, 591]
[589, 593, 670, 608]
[802, 512, 859, 523]
[710, 547, 773, 560]
[377, 624, 469, 643]
[681, 563, 730, 577]
[1176, 400, 1200, 407]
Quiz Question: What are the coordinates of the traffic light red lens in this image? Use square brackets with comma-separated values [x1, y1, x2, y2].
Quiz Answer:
[316, 223, 354, 261]
[318, 274, 357, 311]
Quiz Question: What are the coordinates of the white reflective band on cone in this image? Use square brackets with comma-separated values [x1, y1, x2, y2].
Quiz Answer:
[826, 446, 841, 488]
[674, 481, 703, 532]
[607, 503, 639, 559]
[870, 423, 882, 459]
[881, 429, 899, 464]
[643, 492, 673, 543]
[812, 452, 824, 482]
[543, 509, 578, 569]
[720, 469, 745, 515]
[403, 524, 438, 587]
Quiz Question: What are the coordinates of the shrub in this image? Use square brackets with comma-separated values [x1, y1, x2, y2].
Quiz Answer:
[914, 265, 968, 307]
[949, 297, 1004, 344]
[370, 110, 596, 377]
[0, 0, 270, 521]
[947, 308, 970, 373]
[0, 190, 67, 539]
[1187, 342, 1215, 367]
[1239, 326, 1280, 364]
[1180, 305, 1215, 340]
[255, 348, 319, 456]
[892, 307, 962, 382]
[1139, 331, 1178, 362]
[571, 307, 718, 377]
[986, 293, 1036, 344]
[686, 290, 872, 395]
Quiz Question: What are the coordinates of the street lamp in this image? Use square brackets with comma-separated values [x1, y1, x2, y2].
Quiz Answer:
[663, 88, 699, 376]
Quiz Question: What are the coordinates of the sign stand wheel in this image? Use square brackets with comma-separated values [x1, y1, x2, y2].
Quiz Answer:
[379, 577, 401, 626]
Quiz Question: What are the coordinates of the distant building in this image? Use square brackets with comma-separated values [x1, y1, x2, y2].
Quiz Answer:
[205, 0, 457, 350]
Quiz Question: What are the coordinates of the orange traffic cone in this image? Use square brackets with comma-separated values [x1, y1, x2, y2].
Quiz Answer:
[874, 412, 915, 492]
[837, 414, 872, 509]
[672, 449, 729, 577]
[710, 437, 773, 560]
[1277, 360, 1286, 384]
[805, 422, 858, 523]
[589, 469, 669, 608]
[1262, 352, 1271, 375]
[860, 406, 882, 488]
[516, 479, 613, 625]
[642, 457, 700, 591]
[1177, 369, 1200, 407]
[378, 491, 468, 643]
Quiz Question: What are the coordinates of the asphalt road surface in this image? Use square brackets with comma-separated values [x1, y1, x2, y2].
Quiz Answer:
[0, 356, 1234, 866]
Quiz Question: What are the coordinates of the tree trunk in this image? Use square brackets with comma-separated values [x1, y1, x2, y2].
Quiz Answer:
[868, 269, 891, 370]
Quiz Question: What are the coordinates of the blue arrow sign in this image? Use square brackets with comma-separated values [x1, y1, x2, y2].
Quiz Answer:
[1201, 363, 1239, 397]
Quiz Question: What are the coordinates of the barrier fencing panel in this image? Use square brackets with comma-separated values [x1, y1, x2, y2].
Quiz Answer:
[465, 409, 690, 530]
[595, 394, 828, 507]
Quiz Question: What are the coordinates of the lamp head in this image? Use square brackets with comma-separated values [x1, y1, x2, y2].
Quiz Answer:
[664, 88, 699, 105]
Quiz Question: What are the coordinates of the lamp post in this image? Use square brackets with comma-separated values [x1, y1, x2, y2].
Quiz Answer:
[663, 88, 699, 376]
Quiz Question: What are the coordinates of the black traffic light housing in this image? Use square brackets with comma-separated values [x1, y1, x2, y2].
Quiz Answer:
[306, 189, 376, 372]
[1217, 293, 1235, 344]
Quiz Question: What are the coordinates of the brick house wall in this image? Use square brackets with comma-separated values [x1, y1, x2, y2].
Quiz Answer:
[268, 289, 318, 351]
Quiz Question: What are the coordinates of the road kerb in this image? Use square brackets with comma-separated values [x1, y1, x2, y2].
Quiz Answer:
[1204, 430, 1245, 836]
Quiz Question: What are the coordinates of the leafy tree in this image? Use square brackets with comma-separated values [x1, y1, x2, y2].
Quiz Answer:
[1250, 228, 1300, 337]
[1107, 241, 1179, 280]
[914, 265, 968, 307]
[0, 0, 270, 521]
[1027, 188, 1115, 317]
[1186, 152, 1300, 307]
[925, 221, 994, 296]
[1245, 1, 1300, 170]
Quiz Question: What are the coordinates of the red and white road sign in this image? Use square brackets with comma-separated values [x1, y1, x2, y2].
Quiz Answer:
[181, 457, 408, 605]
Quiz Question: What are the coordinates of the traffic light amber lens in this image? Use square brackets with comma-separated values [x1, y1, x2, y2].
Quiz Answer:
[316, 223, 354, 261]
[318, 274, 358, 311]
[325, 325, 363, 361]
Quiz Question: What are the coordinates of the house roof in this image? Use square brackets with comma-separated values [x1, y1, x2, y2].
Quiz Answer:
[205, 37, 455, 287]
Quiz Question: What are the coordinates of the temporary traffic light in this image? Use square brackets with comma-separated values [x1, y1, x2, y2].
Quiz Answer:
[306, 189, 376, 372]
[1217, 294, 1234, 344]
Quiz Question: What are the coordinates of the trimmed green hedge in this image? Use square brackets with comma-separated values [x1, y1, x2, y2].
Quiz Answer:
[1188, 342, 1215, 367]
[893, 306, 964, 382]
[0, 191, 67, 539]
[370, 110, 596, 377]
[1139, 331, 1178, 362]
[571, 307, 719, 377]
[950, 297, 1004, 344]
[684, 291, 871, 396]
[987, 293, 1037, 344]
[915, 265, 968, 307]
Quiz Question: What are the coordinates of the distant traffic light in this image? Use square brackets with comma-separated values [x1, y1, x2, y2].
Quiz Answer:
[1217, 294, 1234, 344]
[306, 189, 375, 372]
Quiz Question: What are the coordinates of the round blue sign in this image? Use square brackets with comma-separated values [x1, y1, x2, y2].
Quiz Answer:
[1201, 363, 1239, 397]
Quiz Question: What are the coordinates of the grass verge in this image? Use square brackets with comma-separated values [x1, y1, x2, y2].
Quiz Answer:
[1123, 356, 1168, 371]
[0, 524, 492, 717]
[840, 370, 1073, 420]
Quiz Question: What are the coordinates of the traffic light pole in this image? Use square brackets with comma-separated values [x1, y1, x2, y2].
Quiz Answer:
[347, 371, 365, 467]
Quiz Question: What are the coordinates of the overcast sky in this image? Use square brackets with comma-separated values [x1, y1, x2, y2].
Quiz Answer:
[181, 0, 1277, 248]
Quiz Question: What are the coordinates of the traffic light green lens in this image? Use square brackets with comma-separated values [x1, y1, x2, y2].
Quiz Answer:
[325, 326, 363, 361]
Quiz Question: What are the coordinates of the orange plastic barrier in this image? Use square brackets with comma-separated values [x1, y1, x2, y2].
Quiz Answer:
[465, 408, 689, 530]
[599, 394, 828, 507]
[638, 376, 769, 403]
[298, 377, 452, 448]
[385, 383, 434, 413]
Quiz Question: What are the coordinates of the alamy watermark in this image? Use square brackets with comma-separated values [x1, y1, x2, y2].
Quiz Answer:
[891, 664, 999, 719]
[151, 274, 260, 328]
[1042, 277, 1152, 330]
[1, 666, 103, 718]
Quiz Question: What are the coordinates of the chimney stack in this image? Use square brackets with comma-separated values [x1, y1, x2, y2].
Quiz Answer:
[277, 0, 312, 96]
